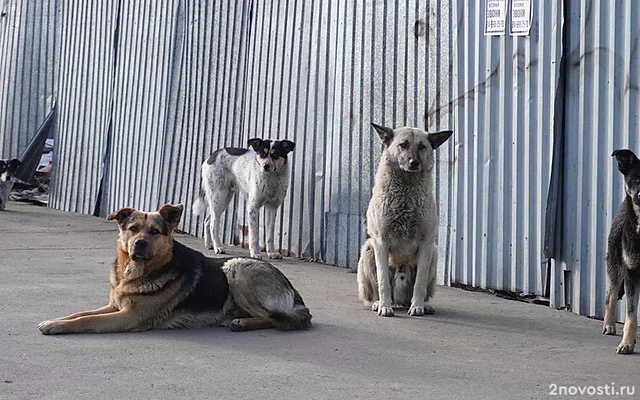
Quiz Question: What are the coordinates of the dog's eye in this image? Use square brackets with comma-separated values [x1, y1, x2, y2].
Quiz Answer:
[418, 143, 426, 150]
[129, 226, 139, 233]
[150, 228, 160, 236]
[399, 141, 409, 149]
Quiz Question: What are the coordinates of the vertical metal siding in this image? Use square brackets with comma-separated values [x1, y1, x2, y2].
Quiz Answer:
[325, 0, 454, 273]
[0, 0, 58, 160]
[46, 0, 455, 272]
[560, 0, 640, 322]
[51, 0, 116, 213]
[450, 0, 562, 295]
[178, 0, 252, 244]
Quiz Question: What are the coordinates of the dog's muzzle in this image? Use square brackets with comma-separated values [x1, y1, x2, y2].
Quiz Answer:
[130, 239, 152, 261]
[408, 159, 420, 170]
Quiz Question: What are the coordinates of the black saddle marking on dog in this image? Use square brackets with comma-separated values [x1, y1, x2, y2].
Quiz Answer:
[205, 149, 223, 165]
[224, 147, 250, 157]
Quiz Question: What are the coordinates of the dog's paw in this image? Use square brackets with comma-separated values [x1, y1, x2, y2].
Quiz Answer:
[250, 252, 262, 260]
[213, 247, 225, 254]
[408, 298, 434, 316]
[378, 306, 395, 317]
[38, 320, 61, 335]
[421, 304, 435, 315]
[372, 301, 395, 316]
[408, 305, 425, 316]
[229, 319, 248, 332]
[267, 252, 283, 259]
[602, 323, 617, 335]
[615, 341, 635, 354]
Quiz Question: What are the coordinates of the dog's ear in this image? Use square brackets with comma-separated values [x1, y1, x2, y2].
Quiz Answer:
[107, 207, 136, 225]
[158, 203, 184, 228]
[371, 123, 394, 146]
[248, 138, 263, 152]
[280, 140, 295, 154]
[8, 159, 20, 172]
[612, 149, 640, 175]
[428, 130, 453, 150]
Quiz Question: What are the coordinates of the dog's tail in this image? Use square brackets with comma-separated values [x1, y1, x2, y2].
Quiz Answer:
[192, 189, 207, 216]
[268, 290, 312, 330]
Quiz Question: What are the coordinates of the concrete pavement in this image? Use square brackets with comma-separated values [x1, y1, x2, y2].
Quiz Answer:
[0, 202, 637, 399]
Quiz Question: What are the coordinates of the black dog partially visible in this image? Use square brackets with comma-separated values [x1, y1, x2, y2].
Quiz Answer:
[603, 149, 640, 354]
[0, 158, 20, 210]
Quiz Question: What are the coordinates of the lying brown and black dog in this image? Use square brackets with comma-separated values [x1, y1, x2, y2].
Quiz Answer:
[38, 203, 311, 334]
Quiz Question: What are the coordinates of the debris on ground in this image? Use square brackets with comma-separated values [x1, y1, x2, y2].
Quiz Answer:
[10, 139, 53, 206]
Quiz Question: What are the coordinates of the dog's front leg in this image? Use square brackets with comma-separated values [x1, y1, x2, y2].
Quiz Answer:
[264, 206, 282, 259]
[603, 269, 623, 335]
[52, 304, 118, 321]
[409, 242, 435, 316]
[616, 279, 639, 354]
[38, 309, 142, 334]
[248, 202, 262, 259]
[372, 241, 393, 316]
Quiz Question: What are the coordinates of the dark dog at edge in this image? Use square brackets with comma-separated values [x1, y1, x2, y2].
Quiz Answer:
[38, 203, 311, 334]
[603, 149, 640, 354]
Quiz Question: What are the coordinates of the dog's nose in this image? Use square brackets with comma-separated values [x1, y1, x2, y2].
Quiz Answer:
[400, 276, 405, 281]
[133, 239, 148, 249]
[409, 159, 420, 170]
[263, 164, 272, 172]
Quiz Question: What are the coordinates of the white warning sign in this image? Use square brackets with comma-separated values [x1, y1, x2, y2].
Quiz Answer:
[510, 0, 533, 36]
[484, 0, 507, 36]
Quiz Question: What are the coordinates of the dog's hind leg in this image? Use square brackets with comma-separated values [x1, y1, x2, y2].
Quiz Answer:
[264, 205, 282, 259]
[616, 279, 639, 354]
[372, 240, 394, 317]
[409, 242, 436, 316]
[203, 214, 213, 249]
[357, 239, 379, 307]
[603, 264, 624, 335]
[247, 200, 262, 259]
[229, 317, 274, 332]
[205, 188, 234, 253]
[225, 258, 312, 330]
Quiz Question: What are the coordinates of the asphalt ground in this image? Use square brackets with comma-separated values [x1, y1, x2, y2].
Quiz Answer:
[1, 202, 638, 399]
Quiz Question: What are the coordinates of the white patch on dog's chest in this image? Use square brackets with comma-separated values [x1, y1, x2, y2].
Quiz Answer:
[622, 248, 639, 270]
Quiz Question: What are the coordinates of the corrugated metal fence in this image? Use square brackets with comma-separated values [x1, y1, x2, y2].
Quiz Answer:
[49, 0, 455, 269]
[450, 1, 562, 297]
[3, 0, 640, 324]
[0, 0, 58, 161]
[556, 0, 640, 321]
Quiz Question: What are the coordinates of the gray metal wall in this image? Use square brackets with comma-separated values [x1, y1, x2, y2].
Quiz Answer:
[48, 0, 455, 273]
[556, 0, 640, 322]
[0, 0, 58, 160]
[449, 0, 562, 296]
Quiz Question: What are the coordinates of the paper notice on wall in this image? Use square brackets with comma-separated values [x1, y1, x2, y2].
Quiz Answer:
[484, 0, 507, 36]
[510, 0, 532, 36]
